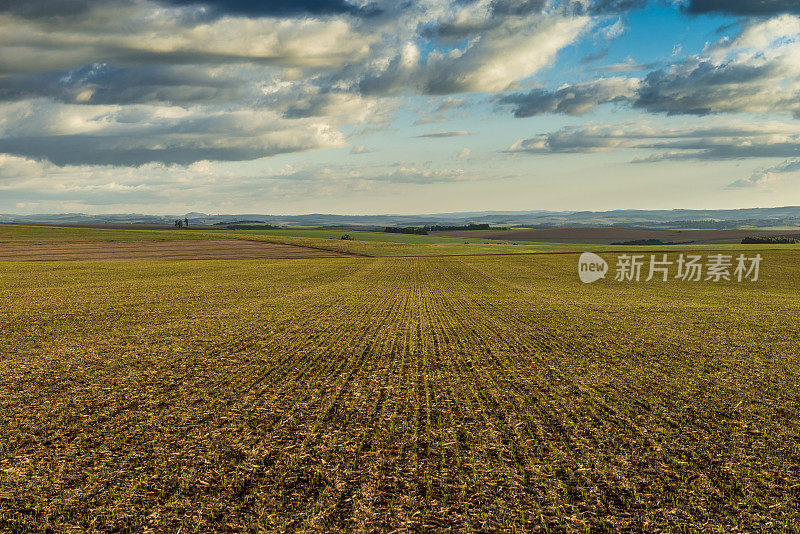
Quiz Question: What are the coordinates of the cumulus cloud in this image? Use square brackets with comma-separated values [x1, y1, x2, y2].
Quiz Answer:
[506, 119, 800, 160]
[509, 118, 800, 190]
[0, 0, 100, 20]
[359, 12, 590, 95]
[0, 0, 374, 21]
[383, 167, 471, 183]
[501, 15, 800, 118]
[729, 159, 800, 188]
[435, 97, 469, 113]
[601, 58, 657, 72]
[631, 16, 800, 116]
[499, 78, 640, 116]
[0, 64, 253, 106]
[416, 131, 470, 138]
[7, 0, 798, 213]
[0, 2, 374, 75]
[0, 100, 346, 165]
[157, 0, 371, 18]
[643, 16, 800, 116]
[0, 0, 598, 176]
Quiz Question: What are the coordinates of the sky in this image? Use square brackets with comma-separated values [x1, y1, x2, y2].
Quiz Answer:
[2, 0, 800, 215]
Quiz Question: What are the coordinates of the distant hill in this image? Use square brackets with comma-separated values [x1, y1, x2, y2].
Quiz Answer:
[2, 207, 800, 229]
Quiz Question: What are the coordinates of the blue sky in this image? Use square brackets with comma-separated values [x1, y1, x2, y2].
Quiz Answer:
[1, 0, 799, 214]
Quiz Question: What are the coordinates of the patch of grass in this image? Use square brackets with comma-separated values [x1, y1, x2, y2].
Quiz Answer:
[1, 252, 799, 531]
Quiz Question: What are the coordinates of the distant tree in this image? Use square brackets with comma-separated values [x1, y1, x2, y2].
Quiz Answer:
[184, 217, 189, 227]
[341, 234, 353, 240]
[175, 219, 183, 227]
[384, 226, 428, 235]
[428, 223, 493, 231]
[742, 236, 799, 244]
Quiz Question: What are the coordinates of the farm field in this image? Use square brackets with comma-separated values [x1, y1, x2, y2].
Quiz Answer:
[5, 224, 799, 259]
[433, 227, 800, 245]
[2, 224, 536, 246]
[206, 228, 536, 245]
[0, 225, 210, 243]
[0, 240, 352, 262]
[0, 224, 559, 257]
[1, 251, 799, 532]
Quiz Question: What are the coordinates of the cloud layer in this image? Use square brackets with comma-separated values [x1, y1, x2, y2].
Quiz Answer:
[3, 0, 800, 211]
[0, 0, 595, 171]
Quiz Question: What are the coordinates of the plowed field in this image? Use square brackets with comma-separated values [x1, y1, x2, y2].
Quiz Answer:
[1, 253, 798, 532]
[433, 227, 800, 244]
[0, 240, 351, 261]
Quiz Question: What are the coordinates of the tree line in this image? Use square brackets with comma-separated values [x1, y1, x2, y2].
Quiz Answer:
[384, 223, 499, 235]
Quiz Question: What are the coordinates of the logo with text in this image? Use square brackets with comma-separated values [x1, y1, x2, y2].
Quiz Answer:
[578, 252, 609, 283]
[578, 253, 762, 283]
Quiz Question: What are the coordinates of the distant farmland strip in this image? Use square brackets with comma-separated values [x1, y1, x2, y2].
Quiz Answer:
[434, 227, 800, 245]
[0, 240, 353, 261]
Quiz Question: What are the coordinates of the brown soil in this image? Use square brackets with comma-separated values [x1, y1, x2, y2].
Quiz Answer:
[0, 239, 351, 261]
[434, 227, 800, 244]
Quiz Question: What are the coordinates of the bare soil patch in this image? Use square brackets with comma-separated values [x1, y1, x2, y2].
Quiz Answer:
[434, 227, 800, 244]
[0, 239, 351, 261]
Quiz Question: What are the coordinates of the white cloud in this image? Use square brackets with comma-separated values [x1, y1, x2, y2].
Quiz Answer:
[0, 99, 347, 165]
[417, 131, 470, 138]
[729, 159, 800, 188]
[359, 12, 591, 95]
[637, 15, 800, 116]
[501, 15, 800, 118]
[507, 119, 800, 158]
[0, 3, 374, 75]
[508, 118, 800, 190]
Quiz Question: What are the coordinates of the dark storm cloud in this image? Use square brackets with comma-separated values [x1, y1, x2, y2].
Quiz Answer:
[0, 0, 100, 19]
[538, 0, 649, 16]
[0, 133, 334, 166]
[633, 60, 791, 116]
[0, 137, 276, 166]
[0, 64, 249, 105]
[684, 0, 800, 16]
[0, 0, 376, 20]
[489, 0, 647, 16]
[426, 0, 640, 41]
[490, 0, 547, 16]
[499, 78, 639, 117]
[157, 0, 373, 17]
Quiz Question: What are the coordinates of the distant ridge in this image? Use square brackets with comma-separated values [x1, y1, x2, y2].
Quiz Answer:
[2, 207, 800, 229]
